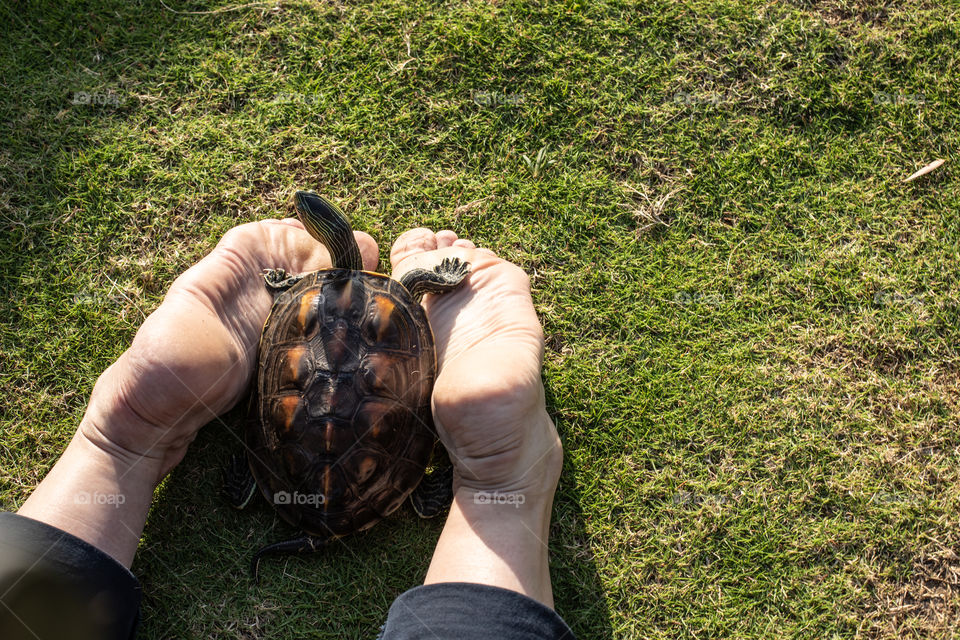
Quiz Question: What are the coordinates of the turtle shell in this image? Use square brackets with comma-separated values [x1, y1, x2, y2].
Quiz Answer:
[247, 268, 437, 539]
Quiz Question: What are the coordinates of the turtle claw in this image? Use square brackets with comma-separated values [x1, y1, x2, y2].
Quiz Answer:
[435, 257, 469, 281]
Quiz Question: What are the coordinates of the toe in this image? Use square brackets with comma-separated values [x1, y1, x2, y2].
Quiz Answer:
[354, 231, 380, 271]
[452, 239, 476, 249]
[436, 230, 459, 248]
[390, 227, 438, 269]
[260, 217, 305, 230]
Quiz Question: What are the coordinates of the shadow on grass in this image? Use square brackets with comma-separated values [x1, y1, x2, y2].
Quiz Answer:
[134, 387, 612, 638]
[136, 404, 461, 638]
[544, 380, 614, 639]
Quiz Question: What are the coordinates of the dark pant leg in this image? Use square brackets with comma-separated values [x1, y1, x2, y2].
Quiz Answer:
[0, 512, 141, 640]
[378, 582, 576, 640]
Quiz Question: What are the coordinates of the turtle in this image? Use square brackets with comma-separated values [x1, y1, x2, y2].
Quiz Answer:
[223, 191, 470, 579]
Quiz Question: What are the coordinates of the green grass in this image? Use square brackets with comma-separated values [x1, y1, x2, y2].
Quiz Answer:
[2, 0, 960, 637]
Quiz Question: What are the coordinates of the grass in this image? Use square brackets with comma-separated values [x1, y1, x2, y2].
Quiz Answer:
[1, 0, 959, 637]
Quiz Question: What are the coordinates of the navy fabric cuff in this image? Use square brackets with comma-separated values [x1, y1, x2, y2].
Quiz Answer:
[0, 512, 141, 640]
[379, 582, 576, 639]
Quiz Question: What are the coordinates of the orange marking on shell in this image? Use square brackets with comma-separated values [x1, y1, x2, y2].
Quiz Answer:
[322, 466, 332, 504]
[373, 295, 397, 342]
[276, 396, 300, 432]
[296, 290, 320, 332]
[358, 456, 376, 482]
[284, 345, 307, 385]
[324, 419, 335, 454]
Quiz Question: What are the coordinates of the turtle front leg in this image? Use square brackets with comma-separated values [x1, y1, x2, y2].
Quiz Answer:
[251, 535, 330, 583]
[398, 257, 470, 301]
[263, 268, 305, 292]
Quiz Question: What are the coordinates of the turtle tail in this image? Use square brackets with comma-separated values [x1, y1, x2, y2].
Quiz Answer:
[251, 535, 331, 584]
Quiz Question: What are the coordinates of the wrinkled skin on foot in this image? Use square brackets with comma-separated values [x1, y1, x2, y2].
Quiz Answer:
[391, 229, 562, 502]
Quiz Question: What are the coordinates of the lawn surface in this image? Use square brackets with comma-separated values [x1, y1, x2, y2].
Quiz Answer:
[2, 0, 960, 637]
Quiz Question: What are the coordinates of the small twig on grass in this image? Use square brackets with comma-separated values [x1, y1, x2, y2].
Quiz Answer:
[453, 195, 494, 217]
[904, 158, 946, 183]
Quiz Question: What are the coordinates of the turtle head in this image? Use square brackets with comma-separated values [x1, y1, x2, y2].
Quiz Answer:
[294, 191, 364, 271]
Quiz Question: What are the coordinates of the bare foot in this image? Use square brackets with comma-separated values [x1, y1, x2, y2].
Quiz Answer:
[392, 228, 562, 605]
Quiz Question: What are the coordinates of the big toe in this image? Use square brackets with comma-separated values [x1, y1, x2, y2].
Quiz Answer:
[436, 230, 459, 248]
[354, 231, 380, 271]
[390, 228, 438, 269]
[353, 231, 380, 271]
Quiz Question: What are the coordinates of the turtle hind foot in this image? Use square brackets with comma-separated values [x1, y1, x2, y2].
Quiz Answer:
[263, 268, 305, 292]
[410, 463, 454, 518]
[251, 535, 330, 584]
[222, 454, 257, 510]
[399, 257, 470, 301]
